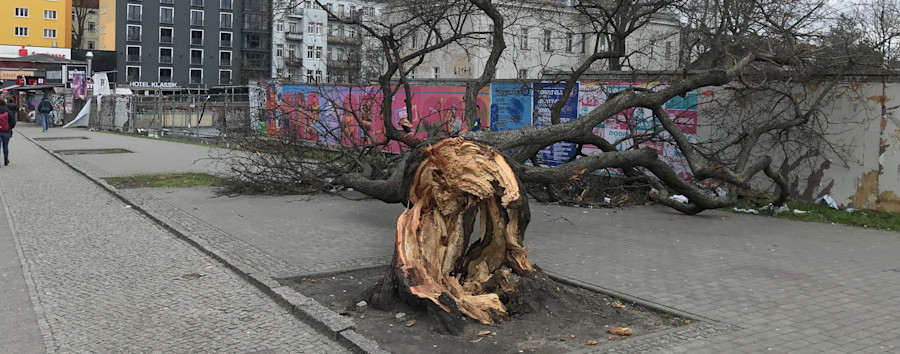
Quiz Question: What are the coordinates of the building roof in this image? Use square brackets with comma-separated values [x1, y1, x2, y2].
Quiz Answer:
[1, 54, 87, 65]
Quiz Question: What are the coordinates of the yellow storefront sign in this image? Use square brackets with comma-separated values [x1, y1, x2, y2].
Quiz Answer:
[0, 71, 35, 80]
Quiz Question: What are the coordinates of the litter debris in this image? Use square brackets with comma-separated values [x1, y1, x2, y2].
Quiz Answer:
[477, 330, 494, 336]
[395, 312, 406, 320]
[405, 319, 416, 327]
[760, 204, 789, 215]
[611, 301, 626, 309]
[792, 209, 809, 214]
[609, 327, 633, 336]
[586, 340, 599, 345]
[604, 197, 611, 203]
[470, 337, 485, 343]
[733, 208, 759, 215]
[671, 194, 689, 203]
[815, 194, 838, 209]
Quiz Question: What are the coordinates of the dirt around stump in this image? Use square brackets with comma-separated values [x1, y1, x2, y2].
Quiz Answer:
[283, 267, 688, 353]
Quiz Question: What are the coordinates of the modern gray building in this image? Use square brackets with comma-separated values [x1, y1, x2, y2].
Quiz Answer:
[102, 0, 271, 90]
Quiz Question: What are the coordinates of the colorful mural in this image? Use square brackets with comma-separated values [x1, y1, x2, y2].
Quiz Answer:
[252, 81, 700, 180]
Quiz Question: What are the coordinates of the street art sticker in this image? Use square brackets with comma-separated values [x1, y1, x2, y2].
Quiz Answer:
[490, 82, 533, 132]
[533, 82, 579, 166]
[387, 86, 490, 152]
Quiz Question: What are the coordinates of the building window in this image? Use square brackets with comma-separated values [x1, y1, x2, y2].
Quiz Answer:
[315, 46, 323, 59]
[14, 8, 28, 18]
[517, 69, 527, 79]
[126, 25, 141, 42]
[307, 46, 314, 59]
[220, 13, 233, 29]
[160, 7, 174, 24]
[433, 66, 439, 78]
[581, 33, 586, 53]
[519, 27, 529, 50]
[159, 48, 173, 64]
[306, 69, 314, 82]
[220, 32, 232, 47]
[220, 51, 232, 66]
[159, 67, 173, 82]
[126, 46, 141, 63]
[338, 4, 345, 17]
[88, 22, 96, 31]
[127, 4, 141, 21]
[316, 23, 323, 35]
[543, 30, 551, 51]
[190, 49, 203, 65]
[219, 70, 232, 85]
[160, 0, 174, 4]
[191, 0, 205, 6]
[190, 10, 204, 26]
[288, 44, 297, 58]
[160, 27, 173, 44]
[126, 66, 141, 82]
[43, 29, 57, 38]
[190, 69, 203, 84]
[276, 21, 283, 32]
[315, 70, 323, 82]
[220, 0, 233, 10]
[566, 33, 574, 52]
[44, 10, 57, 20]
[87, 41, 95, 49]
[191, 30, 204, 46]
[276, 44, 284, 57]
[665, 41, 672, 60]
[288, 22, 298, 33]
[308, 22, 315, 35]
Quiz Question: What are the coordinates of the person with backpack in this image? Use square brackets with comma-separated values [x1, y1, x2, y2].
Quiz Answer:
[0, 98, 16, 166]
[38, 96, 53, 132]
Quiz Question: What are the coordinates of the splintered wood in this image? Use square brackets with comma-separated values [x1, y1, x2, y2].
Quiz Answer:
[396, 138, 535, 325]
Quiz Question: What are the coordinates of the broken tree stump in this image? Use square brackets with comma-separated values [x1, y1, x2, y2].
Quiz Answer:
[367, 137, 537, 333]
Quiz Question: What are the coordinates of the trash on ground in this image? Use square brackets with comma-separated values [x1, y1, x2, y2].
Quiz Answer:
[586, 340, 599, 345]
[405, 319, 416, 327]
[671, 195, 689, 203]
[733, 208, 759, 215]
[815, 194, 839, 209]
[792, 209, 809, 214]
[611, 301, 626, 309]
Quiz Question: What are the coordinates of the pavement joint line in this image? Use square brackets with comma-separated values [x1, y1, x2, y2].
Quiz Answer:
[545, 271, 728, 325]
[0, 158, 58, 353]
[24, 132, 384, 354]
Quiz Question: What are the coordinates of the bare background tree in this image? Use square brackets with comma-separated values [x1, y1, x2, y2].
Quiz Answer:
[71, 0, 98, 49]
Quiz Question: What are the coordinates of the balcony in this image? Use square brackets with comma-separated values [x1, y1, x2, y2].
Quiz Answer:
[326, 35, 361, 45]
[159, 55, 172, 64]
[287, 8, 304, 18]
[327, 59, 360, 69]
[284, 56, 303, 66]
[285, 31, 304, 41]
[191, 38, 204, 46]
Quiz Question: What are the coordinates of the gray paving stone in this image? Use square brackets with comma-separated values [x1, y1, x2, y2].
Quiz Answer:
[5, 126, 348, 353]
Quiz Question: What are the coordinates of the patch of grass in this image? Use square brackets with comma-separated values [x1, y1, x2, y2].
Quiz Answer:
[732, 197, 900, 231]
[104, 173, 222, 189]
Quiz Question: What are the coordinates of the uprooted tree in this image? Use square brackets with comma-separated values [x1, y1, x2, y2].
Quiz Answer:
[217, 0, 892, 331]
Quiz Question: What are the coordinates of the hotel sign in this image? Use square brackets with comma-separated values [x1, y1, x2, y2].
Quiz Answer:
[130, 81, 178, 88]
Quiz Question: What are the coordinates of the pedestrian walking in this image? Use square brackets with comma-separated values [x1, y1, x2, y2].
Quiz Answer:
[38, 97, 53, 132]
[7, 96, 18, 122]
[0, 98, 16, 166]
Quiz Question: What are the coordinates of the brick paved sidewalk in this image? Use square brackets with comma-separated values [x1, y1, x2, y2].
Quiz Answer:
[26, 127, 900, 353]
[4, 126, 348, 353]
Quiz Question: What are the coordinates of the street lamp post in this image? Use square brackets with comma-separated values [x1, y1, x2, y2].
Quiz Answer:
[86, 51, 94, 77]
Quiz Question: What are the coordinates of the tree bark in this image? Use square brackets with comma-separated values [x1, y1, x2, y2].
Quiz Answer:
[365, 138, 537, 333]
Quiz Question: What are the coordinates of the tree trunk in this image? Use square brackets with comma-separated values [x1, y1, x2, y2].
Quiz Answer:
[364, 138, 537, 334]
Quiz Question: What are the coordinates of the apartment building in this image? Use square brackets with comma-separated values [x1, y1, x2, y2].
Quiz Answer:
[72, 0, 100, 50]
[270, 0, 378, 84]
[98, 0, 260, 89]
[0, 0, 72, 58]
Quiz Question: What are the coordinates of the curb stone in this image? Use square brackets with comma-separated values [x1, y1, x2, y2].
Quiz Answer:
[24, 132, 385, 354]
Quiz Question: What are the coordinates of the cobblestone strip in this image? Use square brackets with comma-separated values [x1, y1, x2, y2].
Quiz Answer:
[25, 133, 386, 354]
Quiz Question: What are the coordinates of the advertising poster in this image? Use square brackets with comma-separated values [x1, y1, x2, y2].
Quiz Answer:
[322, 86, 383, 147]
[532, 82, 579, 166]
[489, 82, 533, 132]
[73, 74, 87, 100]
[280, 85, 337, 144]
[388, 86, 490, 152]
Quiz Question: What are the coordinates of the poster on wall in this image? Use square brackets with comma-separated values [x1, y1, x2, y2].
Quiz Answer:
[321, 86, 383, 147]
[388, 86, 490, 152]
[532, 82, 579, 166]
[490, 82, 533, 132]
[73, 74, 87, 100]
